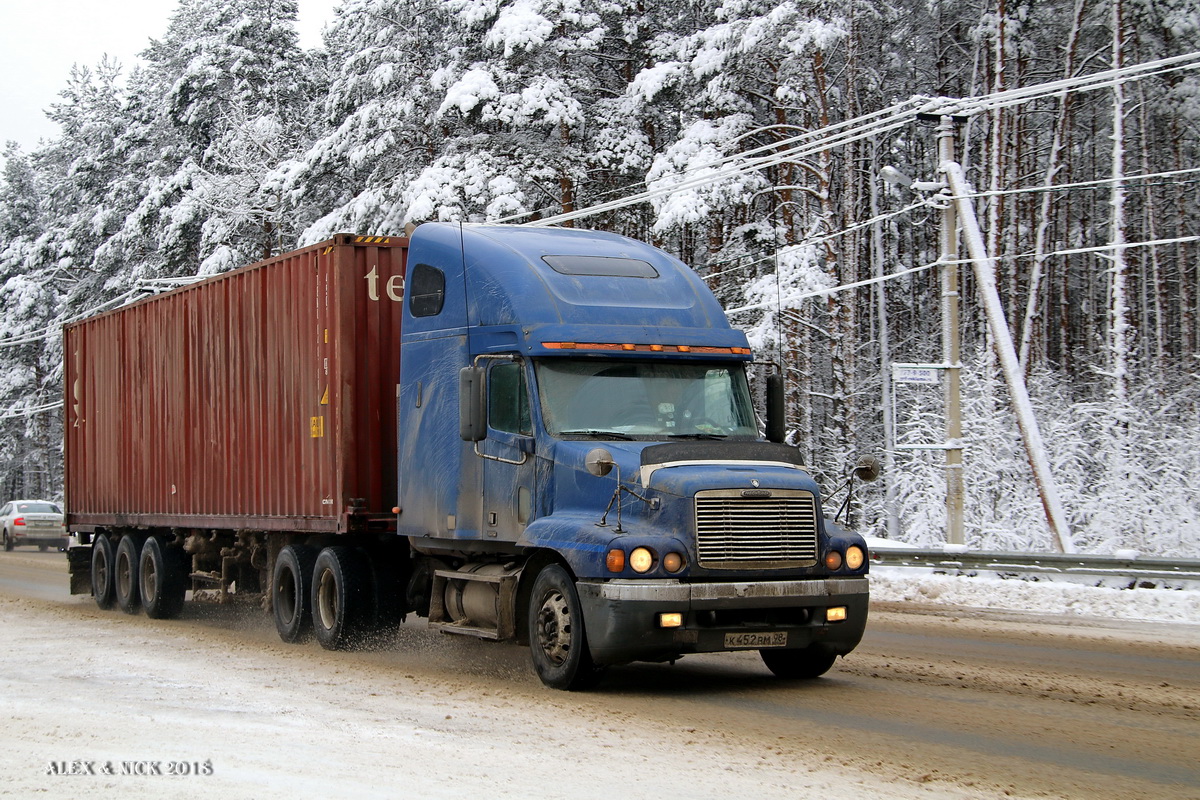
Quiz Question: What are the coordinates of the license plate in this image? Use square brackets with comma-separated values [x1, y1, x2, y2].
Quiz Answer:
[724, 631, 788, 649]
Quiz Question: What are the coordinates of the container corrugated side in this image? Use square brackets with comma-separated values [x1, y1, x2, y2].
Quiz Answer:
[64, 235, 407, 533]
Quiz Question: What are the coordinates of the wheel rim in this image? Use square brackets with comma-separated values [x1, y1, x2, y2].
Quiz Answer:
[142, 555, 158, 601]
[317, 569, 338, 630]
[535, 590, 572, 666]
[277, 569, 298, 624]
[116, 552, 132, 597]
[95, 549, 109, 589]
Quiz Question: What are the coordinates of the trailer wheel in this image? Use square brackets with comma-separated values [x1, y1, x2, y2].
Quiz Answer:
[311, 546, 369, 650]
[760, 647, 837, 679]
[114, 535, 142, 614]
[140, 536, 186, 620]
[273, 544, 317, 643]
[91, 535, 116, 610]
[527, 564, 605, 690]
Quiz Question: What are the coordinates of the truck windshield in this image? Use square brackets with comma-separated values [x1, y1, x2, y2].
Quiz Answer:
[536, 359, 759, 439]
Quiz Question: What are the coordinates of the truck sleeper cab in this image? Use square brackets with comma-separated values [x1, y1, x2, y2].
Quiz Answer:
[399, 223, 869, 689]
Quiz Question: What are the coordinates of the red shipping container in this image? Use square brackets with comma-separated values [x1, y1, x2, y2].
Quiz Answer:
[64, 235, 408, 535]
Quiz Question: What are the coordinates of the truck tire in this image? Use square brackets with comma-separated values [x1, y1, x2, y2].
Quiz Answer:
[140, 536, 186, 620]
[273, 544, 317, 643]
[527, 564, 605, 690]
[91, 536, 116, 610]
[760, 647, 837, 679]
[311, 546, 370, 650]
[114, 535, 142, 614]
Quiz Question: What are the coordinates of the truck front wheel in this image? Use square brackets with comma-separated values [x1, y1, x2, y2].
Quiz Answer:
[527, 565, 605, 690]
[311, 546, 369, 650]
[114, 535, 142, 614]
[273, 544, 317, 643]
[760, 647, 837, 679]
[91, 536, 116, 610]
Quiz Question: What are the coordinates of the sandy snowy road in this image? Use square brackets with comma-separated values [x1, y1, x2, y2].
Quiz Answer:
[1, 550, 1197, 799]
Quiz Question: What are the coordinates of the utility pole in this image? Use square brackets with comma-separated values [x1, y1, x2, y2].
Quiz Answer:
[941, 161, 1075, 554]
[938, 117, 966, 547]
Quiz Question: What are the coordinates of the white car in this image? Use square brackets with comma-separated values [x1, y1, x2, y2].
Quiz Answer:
[0, 500, 66, 551]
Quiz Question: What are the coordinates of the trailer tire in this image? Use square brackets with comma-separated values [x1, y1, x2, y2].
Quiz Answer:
[273, 544, 317, 644]
[91, 535, 117, 610]
[114, 535, 142, 614]
[760, 647, 837, 679]
[140, 536, 186, 619]
[527, 564, 605, 691]
[311, 546, 369, 650]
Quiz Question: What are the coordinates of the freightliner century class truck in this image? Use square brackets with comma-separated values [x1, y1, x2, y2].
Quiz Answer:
[65, 223, 872, 689]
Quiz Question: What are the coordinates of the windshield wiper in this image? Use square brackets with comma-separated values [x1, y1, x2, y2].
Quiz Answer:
[558, 429, 635, 440]
[668, 432, 728, 440]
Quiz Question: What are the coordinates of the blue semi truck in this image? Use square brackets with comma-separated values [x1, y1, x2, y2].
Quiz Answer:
[66, 222, 871, 690]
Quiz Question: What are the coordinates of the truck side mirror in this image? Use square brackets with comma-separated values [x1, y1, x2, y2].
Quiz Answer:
[765, 373, 785, 443]
[459, 366, 487, 442]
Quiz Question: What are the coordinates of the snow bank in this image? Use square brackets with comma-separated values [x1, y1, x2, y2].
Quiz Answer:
[871, 567, 1200, 625]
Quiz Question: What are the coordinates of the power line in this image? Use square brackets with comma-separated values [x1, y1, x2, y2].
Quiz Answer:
[505, 51, 1200, 229]
[724, 232, 1200, 314]
[0, 400, 63, 421]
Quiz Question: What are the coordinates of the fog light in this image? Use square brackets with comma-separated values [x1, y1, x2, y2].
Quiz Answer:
[630, 547, 654, 573]
[827, 606, 847, 623]
[824, 550, 843, 571]
[606, 549, 625, 572]
[845, 545, 865, 570]
[658, 612, 683, 628]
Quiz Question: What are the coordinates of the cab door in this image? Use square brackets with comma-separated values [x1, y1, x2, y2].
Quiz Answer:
[478, 359, 537, 540]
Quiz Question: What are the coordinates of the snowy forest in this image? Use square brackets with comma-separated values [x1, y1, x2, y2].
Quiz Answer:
[1, 0, 1198, 556]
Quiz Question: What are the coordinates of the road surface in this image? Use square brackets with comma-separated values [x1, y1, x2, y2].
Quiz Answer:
[1, 549, 1196, 799]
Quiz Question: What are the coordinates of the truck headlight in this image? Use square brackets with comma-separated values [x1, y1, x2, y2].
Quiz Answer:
[662, 552, 685, 573]
[845, 545, 865, 570]
[630, 547, 655, 573]
[824, 550, 843, 571]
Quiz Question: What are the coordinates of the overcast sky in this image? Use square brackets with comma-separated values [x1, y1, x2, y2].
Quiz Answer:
[0, 0, 339, 162]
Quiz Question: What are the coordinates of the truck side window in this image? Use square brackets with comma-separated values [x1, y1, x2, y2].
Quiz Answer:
[489, 362, 532, 435]
[409, 263, 445, 317]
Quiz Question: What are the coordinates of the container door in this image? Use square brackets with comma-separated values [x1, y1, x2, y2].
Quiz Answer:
[478, 360, 536, 540]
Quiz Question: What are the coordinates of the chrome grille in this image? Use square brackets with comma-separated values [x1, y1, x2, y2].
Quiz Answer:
[694, 489, 818, 569]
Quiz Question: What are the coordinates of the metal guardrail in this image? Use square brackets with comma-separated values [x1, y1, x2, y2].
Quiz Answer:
[868, 547, 1200, 588]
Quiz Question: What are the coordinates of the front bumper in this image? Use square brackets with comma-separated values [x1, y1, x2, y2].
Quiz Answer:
[576, 576, 868, 666]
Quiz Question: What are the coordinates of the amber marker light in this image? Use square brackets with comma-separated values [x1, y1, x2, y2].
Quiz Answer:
[629, 547, 654, 573]
[606, 549, 626, 572]
[827, 606, 848, 623]
[658, 612, 683, 628]
[824, 550, 843, 571]
[845, 545, 865, 570]
[662, 552, 685, 573]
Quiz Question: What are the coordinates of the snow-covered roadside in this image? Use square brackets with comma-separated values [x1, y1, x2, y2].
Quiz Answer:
[870, 566, 1200, 625]
[0, 594, 987, 800]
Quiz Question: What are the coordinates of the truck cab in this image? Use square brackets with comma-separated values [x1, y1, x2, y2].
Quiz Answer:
[396, 223, 869, 688]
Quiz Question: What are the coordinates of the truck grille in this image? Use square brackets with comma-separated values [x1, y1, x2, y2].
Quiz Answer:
[694, 489, 819, 569]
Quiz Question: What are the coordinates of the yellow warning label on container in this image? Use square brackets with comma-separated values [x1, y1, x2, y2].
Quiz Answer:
[320, 386, 329, 405]
[310, 416, 325, 438]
